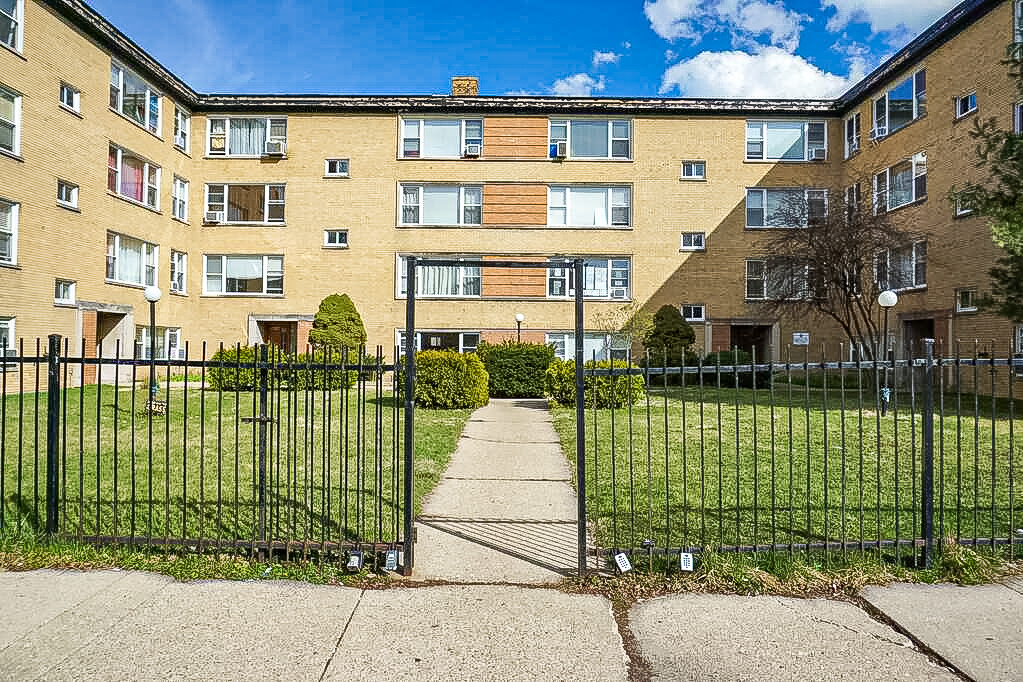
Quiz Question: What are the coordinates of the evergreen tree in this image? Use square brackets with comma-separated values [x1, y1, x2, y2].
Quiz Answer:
[643, 305, 695, 362]
[308, 294, 367, 351]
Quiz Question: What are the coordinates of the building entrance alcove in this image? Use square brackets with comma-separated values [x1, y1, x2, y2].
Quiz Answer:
[730, 323, 773, 360]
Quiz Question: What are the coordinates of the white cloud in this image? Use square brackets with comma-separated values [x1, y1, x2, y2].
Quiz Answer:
[645, 0, 808, 51]
[550, 73, 607, 96]
[822, 0, 957, 35]
[623, 41, 632, 49]
[659, 46, 851, 97]
[644, 0, 704, 41]
[665, 48, 679, 62]
[727, 0, 806, 52]
[592, 50, 622, 68]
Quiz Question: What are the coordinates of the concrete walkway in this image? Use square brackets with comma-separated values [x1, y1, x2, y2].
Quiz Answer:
[412, 398, 593, 582]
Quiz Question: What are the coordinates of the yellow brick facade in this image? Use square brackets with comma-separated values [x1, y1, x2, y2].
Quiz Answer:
[0, 0, 1018, 385]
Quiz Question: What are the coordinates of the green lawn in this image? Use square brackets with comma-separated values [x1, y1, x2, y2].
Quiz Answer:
[551, 380, 1023, 561]
[1, 382, 470, 551]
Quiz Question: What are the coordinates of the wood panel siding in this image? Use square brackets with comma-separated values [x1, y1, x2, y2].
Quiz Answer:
[481, 256, 548, 298]
[482, 117, 549, 158]
[482, 183, 547, 226]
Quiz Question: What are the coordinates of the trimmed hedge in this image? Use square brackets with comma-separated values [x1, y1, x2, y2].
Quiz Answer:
[639, 348, 701, 386]
[410, 350, 489, 409]
[206, 345, 355, 391]
[475, 341, 556, 398]
[287, 349, 357, 390]
[702, 350, 771, 389]
[207, 345, 259, 391]
[545, 358, 645, 408]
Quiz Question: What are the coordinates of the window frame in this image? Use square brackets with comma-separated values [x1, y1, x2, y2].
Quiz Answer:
[206, 116, 288, 157]
[954, 92, 977, 119]
[170, 250, 187, 294]
[204, 183, 285, 225]
[0, 84, 21, 156]
[680, 160, 706, 180]
[135, 325, 184, 360]
[107, 145, 160, 210]
[109, 62, 162, 135]
[548, 118, 632, 160]
[680, 232, 705, 251]
[396, 255, 482, 299]
[54, 279, 76, 305]
[203, 254, 284, 296]
[172, 176, 189, 222]
[324, 229, 349, 248]
[56, 180, 79, 209]
[324, 158, 350, 177]
[681, 304, 706, 322]
[400, 117, 483, 159]
[173, 106, 190, 152]
[956, 287, 978, 313]
[844, 112, 861, 158]
[0, 0, 23, 53]
[546, 258, 631, 301]
[106, 231, 158, 287]
[874, 240, 927, 292]
[872, 69, 926, 138]
[547, 185, 632, 228]
[0, 317, 14, 365]
[873, 152, 927, 214]
[745, 187, 828, 228]
[745, 120, 826, 162]
[0, 197, 18, 265]
[59, 82, 81, 114]
[398, 184, 483, 226]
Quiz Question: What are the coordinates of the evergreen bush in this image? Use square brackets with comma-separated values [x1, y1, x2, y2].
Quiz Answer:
[308, 293, 367, 351]
[410, 350, 489, 409]
[475, 341, 556, 398]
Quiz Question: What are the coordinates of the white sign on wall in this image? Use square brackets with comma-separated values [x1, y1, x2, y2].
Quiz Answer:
[792, 332, 810, 346]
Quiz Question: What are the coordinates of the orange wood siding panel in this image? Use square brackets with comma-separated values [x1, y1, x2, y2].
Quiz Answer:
[483, 183, 547, 226]
[482, 117, 549, 158]
[481, 256, 548, 298]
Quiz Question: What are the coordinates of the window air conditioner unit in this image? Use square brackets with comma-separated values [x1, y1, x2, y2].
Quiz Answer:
[810, 148, 827, 161]
[869, 126, 887, 142]
[611, 288, 628, 299]
[204, 211, 224, 224]
[264, 140, 286, 156]
[551, 140, 568, 159]
[463, 143, 481, 158]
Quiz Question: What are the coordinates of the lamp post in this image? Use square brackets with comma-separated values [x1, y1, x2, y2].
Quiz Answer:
[143, 285, 162, 400]
[515, 312, 524, 343]
[878, 289, 898, 415]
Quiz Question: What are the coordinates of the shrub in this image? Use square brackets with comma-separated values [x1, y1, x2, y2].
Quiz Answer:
[207, 345, 258, 391]
[475, 341, 556, 398]
[287, 349, 358, 390]
[308, 293, 367, 351]
[702, 350, 771, 389]
[639, 348, 701, 386]
[411, 350, 489, 409]
[545, 358, 645, 408]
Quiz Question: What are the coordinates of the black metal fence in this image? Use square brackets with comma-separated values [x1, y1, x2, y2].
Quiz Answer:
[582, 342, 1022, 569]
[1, 336, 407, 569]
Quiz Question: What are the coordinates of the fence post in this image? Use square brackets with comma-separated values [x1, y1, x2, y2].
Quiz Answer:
[921, 338, 935, 568]
[573, 258, 587, 576]
[257, 343, 268, 548]
[46, 334, 61, 536]
[402, 256, 417, 576]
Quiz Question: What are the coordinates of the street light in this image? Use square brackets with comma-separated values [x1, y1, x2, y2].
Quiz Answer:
[143, 285, 162, 400]
[515, 312, 525, 342]
[878, 289, 898, 415]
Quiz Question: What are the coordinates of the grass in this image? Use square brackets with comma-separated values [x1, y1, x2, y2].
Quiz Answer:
[1, 380, 470, 554]
[550, 378, 1023, 567]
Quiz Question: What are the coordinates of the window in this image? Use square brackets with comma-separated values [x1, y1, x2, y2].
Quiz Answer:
[746, 188, 827, 228]
[204, 184, 285, 224]
[397, 256, 481, 298]
[547, 186, 631, 227]
[954, 194, 973, 217]
[681, 161, 706, 179]
[545, 333, 624, 362]
[109, 63, 161, 134]
[680, 232, 705, 251]
[401, 118, 482, 158]
[745, 120, 825, 161]
[845, 183, 861, 222]
[399, 185, 482, 226]
[681, 304, 705, 322]
[547, 258, 630, 300]
[0, 317, 13, 362]
[135, 326, 182, 360]
[325, 158, 350, 177]
[956, 288, 977, 313]
[57, 180, 79, 209]
[170, 250, 186, 294]
[106, 232, 157, 286]
[207, 117, 287, 156]
[844, 112, 860, 157]
[54, 279, 75, 305]
[324, 229, 348, 248]
[0, 85, 20, 155]
[0, 0, 22, 52]
[1016, 0, 1023, 43]
[549, 119, 631, 159]
[173, 106, 190, 151]
[397, 330, 481, 356]
[872, 70, 926, 138]
[875, 240, 926, 291]
[873, 152, 926, 213]
[745, 259, 811, 300]
[0, 198, 17, 264]
[204, 255, 283, 295]
[59, 83, 80, 113]
[107, 145, 160, 209]
[954, 92, 977, 119]
[172, 176, 188, 221]
[1016, 102, 1023, 135]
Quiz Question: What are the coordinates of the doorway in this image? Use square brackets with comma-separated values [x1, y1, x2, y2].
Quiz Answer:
[730, 324, 772, 360]
[259, 321, 298, 354]
[903, 318, 935, 358]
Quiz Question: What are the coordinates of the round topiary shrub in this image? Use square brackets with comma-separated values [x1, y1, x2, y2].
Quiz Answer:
[545, 358, 645, 407]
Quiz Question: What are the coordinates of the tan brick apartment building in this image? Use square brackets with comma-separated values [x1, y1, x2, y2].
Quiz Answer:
[0, 0, 1018, 379]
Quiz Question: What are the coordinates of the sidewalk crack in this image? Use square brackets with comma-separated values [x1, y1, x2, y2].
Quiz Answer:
[772, 597, 908, 648]
[320, 589, 365, 681]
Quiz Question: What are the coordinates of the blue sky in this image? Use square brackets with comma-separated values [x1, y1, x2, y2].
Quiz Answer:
[85, 0, 962, 98]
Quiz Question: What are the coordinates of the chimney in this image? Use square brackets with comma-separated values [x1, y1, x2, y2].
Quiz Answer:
[450, 76, 479, 97]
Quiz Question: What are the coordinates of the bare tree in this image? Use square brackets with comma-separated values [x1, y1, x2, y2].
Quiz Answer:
[752, 180, 927, 362]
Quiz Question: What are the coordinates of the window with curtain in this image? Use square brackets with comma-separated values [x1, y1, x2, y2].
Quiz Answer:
[397, 257, 481, 297]
[401, 118, 483, 157]
[873, 152, 926, 213]
[547, 186, 631, 227]
[109, 63, 160, 133]
[106, 232, 157, 286]
[0, 198, 16, 264]
[204, 255, 283, 295]
[207, 117, 287, 156]
[204, 184, 285, 223]
[107, 145, 160, 209]
[0, 86, 20, 155]
[548, 119, 631, 159]
[399, 185, 482, 225]
[546, 258, 630, 299]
